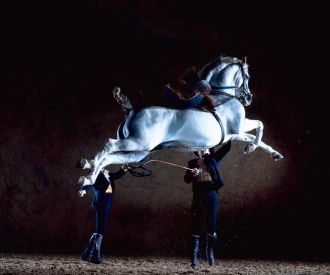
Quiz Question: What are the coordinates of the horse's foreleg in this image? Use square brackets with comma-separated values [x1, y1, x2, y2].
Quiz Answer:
[240, 118, 264, 153]
[231, 133, 283, 161]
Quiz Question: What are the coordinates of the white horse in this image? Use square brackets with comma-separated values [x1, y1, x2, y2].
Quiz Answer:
[77, 56, 283, 188]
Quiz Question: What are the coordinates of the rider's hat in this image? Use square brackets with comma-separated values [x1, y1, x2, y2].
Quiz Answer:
[181, 66, 200, 87]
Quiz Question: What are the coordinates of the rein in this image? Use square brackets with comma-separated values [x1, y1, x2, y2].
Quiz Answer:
[211, 86, 239, 99]
[128, 159, 194, 177]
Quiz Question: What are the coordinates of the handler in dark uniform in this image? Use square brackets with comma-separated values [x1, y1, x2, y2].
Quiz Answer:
[184, 141, 231, 268]
[78, 164, 129, 264]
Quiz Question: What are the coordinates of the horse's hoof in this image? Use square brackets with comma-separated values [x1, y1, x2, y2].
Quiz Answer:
[77, 176, 86, 185]
[76, 159, 86, 169]
[244, 143, 256, 154]
[77, 159, 92, 169]
[272, 152, 284, 161]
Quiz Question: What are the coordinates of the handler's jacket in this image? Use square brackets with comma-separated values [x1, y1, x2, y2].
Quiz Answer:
[80, 168, 126, 195]
[184, 141, 231, 191]
[93, 168, 126, 195]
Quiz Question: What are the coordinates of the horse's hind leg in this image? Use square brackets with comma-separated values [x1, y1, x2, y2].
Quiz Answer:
[94, 137, 151, 162]
[231, 133, 283, 160]
[240, 118, 264, 153]
[78, 151, 151, 187]
[78, 139, 117, 170]
[78, 137, 153, 185]
[79, 137, 150, 169]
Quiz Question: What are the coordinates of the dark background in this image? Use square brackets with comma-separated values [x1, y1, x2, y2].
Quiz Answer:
[0, 1, 327, 260]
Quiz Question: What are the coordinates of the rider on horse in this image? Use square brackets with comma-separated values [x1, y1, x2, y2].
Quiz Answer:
[113, 66, 215, 113]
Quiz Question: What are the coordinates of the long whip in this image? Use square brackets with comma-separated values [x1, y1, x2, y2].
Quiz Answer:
[128, 159, 194, 177]
[141, 159, 194, 171]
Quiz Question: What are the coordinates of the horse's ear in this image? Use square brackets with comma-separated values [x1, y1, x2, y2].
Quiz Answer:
[243, 56, 247, 64]
[243, 56, 247, 65]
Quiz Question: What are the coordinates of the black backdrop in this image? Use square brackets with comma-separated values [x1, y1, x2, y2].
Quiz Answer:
[1, 1, 327, 260]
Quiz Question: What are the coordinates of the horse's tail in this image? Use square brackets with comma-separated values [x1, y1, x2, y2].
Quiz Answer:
[116, 109, 134, 140]
[113, 86, 133, 111]
[116, 121, 126, 140]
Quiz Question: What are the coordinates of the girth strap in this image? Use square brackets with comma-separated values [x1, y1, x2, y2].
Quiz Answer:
[209, 109, 225, 145]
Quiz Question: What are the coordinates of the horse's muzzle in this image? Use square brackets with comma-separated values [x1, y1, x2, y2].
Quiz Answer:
[245, 94, 253, 105]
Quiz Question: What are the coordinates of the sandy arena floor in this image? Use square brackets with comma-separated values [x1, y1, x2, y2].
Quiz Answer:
[0, 254, 330, 274]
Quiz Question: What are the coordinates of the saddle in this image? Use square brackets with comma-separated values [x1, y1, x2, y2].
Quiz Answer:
[164, 86, 225, 144]
[163, 86, 204, 109]
[114, 86, 225, 144]
[163, 86, 217, 112]
[114, 86, 214, 112]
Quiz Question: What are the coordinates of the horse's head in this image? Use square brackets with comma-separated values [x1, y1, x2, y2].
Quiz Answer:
[199, 56, 253, 106]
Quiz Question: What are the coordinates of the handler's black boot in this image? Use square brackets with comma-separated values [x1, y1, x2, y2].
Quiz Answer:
[206, 233, 217, 266]
[89, 233, 103, 264]
[81, 233, 96, 261]
[190, 235, 200, 269]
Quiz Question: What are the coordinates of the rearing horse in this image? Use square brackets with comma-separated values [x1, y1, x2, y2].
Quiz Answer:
[77, 56, 283, 188]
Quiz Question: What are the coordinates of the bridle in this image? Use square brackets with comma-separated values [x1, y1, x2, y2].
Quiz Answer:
[210, 63, 252, 105]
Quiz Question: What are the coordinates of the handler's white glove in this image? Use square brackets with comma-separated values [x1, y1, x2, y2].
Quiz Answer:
[122, 163, 130, 172]
[78, 190, 87, 197]
[192, 168, 200, 177]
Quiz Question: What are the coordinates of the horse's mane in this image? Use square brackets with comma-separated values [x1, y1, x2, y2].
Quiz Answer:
[198, 55, 244, 80]
[216, 55, 243, 64]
